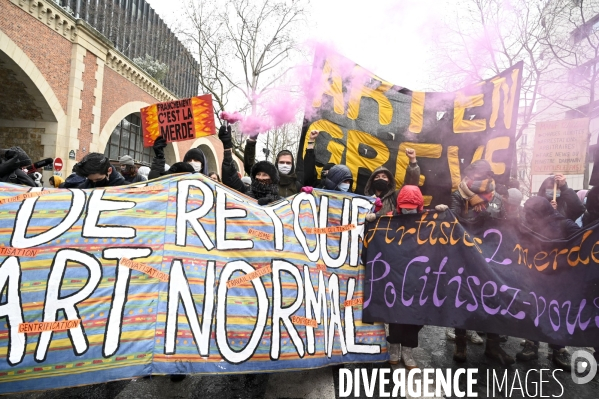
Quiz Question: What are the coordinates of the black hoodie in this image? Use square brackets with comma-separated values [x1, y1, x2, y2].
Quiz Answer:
[77, 169, 127, 189]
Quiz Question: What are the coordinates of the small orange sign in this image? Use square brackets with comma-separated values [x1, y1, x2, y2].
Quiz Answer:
[291, 316, 318, 328]
[121, 258, 169, 282]
[248, 228, 274, 241]
[344, 297, 364, 308]
[19, 319, 81, 333]
[226, 265, 272, 289]
[0, 191, 52, 205]
[0, 247, 40, 257]
[304, 224, 356, 235]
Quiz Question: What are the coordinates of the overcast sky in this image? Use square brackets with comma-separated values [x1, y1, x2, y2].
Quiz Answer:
[146, 0, 451, 91]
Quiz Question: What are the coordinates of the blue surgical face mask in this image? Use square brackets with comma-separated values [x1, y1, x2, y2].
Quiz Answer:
[401, 208, 418, 214]
[545, 189, 560, 199]
[338, 183, 350, 192]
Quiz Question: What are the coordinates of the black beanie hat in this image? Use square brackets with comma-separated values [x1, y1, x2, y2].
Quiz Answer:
[251, 160, 279, 184]
[183, 148, 205, 163]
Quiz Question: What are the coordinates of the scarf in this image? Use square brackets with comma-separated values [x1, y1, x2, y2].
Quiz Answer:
[250, 180, 280, 202]
[458, 178, 495, 213]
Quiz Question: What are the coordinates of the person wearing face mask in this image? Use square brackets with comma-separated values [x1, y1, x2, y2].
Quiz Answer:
[536, 174, 584, 222]
[118, 155, 147, 183]
[219, 124, 282, 205]
[384, 185, 425, 368]
[148, 137, 208, 180]
[449, 159, 514, 365]
[319, 165, 354, 192]
[364, 148, 420, 215]
[74, 153, 126, 189]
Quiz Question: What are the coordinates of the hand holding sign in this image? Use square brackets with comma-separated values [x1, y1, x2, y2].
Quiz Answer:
[554, 174, 566, 187]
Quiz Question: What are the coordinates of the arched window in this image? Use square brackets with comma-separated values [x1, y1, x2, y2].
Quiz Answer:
[104, 113, 152, 165]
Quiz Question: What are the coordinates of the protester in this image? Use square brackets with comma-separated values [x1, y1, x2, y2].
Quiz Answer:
[536, 174, 584, 222]
[505, 187, 523, 220]
[575, 189, 588, 226]
[62, 167, 86, 188]
[149, 137, 207, 180]
[245, 129, 303, 196]
[386, 185, 424, 369]
[580, 186, 599, 364]
[118, 155, 147, 183]
[0, 147, 36, 187]
[74, 153, 127, 188]
[364, 148, 420, 215]
[219, 125, 282, 205]
[451, 159, 504, 222]
[516, 196, 580, 370]
[449, 159, 513, 365]
[209, 172, 221, 182]
[319, 165, 353, 192]
[138, 165, 150, 180]
[49, 175, 64, 188]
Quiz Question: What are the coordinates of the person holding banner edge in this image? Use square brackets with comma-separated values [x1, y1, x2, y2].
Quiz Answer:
[449, 159, 515, 366]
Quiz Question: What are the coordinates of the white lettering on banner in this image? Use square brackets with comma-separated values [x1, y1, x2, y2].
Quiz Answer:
[82, 190, 137, 238]
[0, 257, 25, 365]
[102, 247, 153, 357]
[215, 186, 253, 250]
[176, 180, 215, 249]
[11, 188, 86, 248]
[35, 249, 102, 362]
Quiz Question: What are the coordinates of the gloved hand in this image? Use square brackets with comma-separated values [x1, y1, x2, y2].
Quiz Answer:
[153, 136, 167, 159]
[219, 125, 233, 150]
[301, 186, 313, 194]
[374, 198, 383, 212]
[365, 213, 376, 222]
[435, 204, 448, 212]
[257, 197, 271, 206]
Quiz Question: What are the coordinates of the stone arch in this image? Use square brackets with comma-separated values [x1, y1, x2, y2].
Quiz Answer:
[0, 32, 66, 183]
[96, 101, 150, 154]
[0, 32, 66, 123]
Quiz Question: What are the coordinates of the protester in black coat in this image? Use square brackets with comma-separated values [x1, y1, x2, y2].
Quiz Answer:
[320, 165, 353, 192]
[536, 175, 585, 222]
[74, 153, 127, 188]
[516, 196, 580, 370]
[523, 196, 581, 239]
[219, 125, 282, 205]
[148, 137, 208, 180]
[0, 147, 36, 187]
[580, 185, 599, 365]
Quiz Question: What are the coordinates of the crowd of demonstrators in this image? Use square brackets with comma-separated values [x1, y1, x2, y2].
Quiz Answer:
[3, 130, 597, 372]
[537, 174, 585, 221]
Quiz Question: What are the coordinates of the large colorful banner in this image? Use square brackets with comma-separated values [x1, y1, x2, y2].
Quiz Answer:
[296, 53, 523, 206]
[0, 175, 386, 394]
[362, 212, 599, 347]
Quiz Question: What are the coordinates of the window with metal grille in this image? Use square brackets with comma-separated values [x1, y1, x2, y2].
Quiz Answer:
[104, 113, 152, 165]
